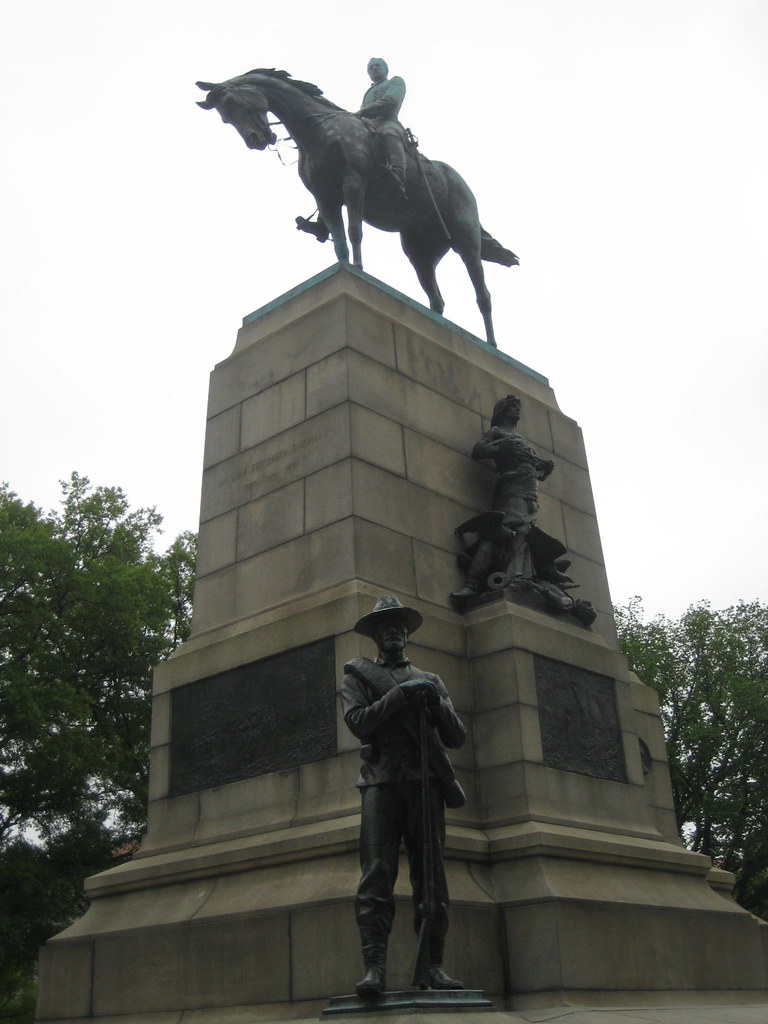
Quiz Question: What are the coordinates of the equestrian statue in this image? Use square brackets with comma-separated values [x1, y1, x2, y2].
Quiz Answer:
[196, 61, 519, 347]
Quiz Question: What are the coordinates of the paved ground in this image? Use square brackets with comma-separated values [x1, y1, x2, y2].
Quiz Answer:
[310, 1003, 768, 1024]
[514, 1006, 768, 1023]
[513, 1006, 768, 1023]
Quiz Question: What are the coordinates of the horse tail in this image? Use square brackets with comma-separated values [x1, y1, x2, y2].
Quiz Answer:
[480, 228, 519, 267]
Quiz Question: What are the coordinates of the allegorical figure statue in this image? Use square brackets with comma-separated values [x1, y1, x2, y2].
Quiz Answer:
[342, 595, 467, 999]
[450, 396, 596, 625]
[356, 57, 408, 196]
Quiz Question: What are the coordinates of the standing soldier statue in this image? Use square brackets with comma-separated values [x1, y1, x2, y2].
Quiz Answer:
[342, 595, 467, 999]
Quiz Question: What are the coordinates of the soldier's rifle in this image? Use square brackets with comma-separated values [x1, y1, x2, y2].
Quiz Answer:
[412, 695, 435, 988]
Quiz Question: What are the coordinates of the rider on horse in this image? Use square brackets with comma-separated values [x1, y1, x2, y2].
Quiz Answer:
[296, 58, 411, 243]
[200, 65, 519, 346]
[356, 58, 408, 198]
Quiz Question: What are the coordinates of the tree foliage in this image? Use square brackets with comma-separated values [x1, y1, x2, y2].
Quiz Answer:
[0, 474, 195, 1012]
[616, 597, 768, 917]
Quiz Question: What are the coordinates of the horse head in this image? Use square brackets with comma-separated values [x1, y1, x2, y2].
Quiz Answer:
[196, 78, 277, 151]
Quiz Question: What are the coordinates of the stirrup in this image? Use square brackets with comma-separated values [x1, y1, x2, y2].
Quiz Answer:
[295, 215, 329, 242]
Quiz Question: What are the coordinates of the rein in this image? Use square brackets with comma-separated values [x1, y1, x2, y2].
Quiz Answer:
[266, 118, 297, 164]
[265, 107, 345, 163]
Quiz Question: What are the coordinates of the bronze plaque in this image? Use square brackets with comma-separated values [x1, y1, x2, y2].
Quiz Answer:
[534, 655, 626, 782]
[170, 637, 337, 796]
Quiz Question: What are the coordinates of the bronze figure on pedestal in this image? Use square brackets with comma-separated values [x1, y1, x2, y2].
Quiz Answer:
[196, 65, 518, 346]
[451, 395, 596, 625]
[341, 595, 466, 999]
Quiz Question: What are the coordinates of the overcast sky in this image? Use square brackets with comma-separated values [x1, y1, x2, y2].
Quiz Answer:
[2, 0, 766, 620]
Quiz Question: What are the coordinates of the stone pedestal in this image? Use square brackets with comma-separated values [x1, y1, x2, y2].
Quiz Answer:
[36, 265, 768, 1023]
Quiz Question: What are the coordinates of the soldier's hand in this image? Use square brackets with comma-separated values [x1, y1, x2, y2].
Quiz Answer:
[400, 679, 439, 706]
[424, 685, 441, 709]
[399, 679, 429, 698]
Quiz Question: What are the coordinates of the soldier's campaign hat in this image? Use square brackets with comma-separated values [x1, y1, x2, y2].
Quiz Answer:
[354, 594, 423, 638]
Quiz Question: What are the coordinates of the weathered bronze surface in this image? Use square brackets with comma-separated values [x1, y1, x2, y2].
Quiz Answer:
[534, 655, 626, 782]
[450, 395, 596, 626]
[341, 596, 467, 999]
[170, 638, 336, 796]
[356, 58, 408, 196]
[196, 66, 518, 347]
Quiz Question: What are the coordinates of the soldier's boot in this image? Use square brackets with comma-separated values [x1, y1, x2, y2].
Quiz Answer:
[385, 162, 407, 197]
[295, 215, 329, 242]
[449, 573, 483, 603]
[381, 136, 408, 197]
[428, 936, 463, 990]
[356, 940, 387, 1000]
[428, 967, 464, 989]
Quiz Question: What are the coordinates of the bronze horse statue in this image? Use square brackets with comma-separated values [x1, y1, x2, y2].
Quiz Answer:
[197, 69, 518, 347]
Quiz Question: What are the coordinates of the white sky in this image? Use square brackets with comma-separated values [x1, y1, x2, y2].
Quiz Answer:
[1, 0, 766, 620]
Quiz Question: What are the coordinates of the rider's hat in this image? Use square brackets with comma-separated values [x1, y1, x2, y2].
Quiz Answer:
[353, 594, 423, 638]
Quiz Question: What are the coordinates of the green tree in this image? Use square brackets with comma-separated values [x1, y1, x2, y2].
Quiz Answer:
[616, 597, 768, 918]
[0, 474, 196, 1017]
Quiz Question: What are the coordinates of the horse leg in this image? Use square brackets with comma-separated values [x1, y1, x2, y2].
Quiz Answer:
[316, 200, 349, 263]
[342, 174, 365, 269]
[458, 247, 497, 347]
[400, 232, 448, 314]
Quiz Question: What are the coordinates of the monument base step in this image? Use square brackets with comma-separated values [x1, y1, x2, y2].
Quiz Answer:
[323, 989, 495, 1015]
